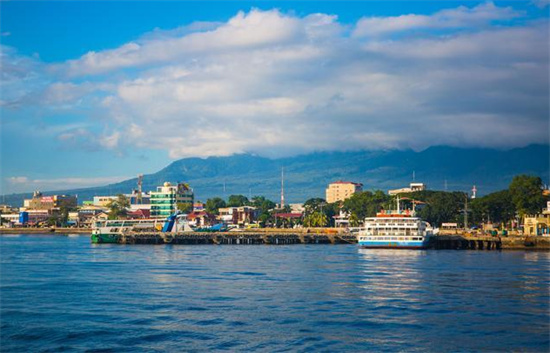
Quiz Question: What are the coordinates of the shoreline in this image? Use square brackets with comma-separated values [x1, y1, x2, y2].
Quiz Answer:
[0, 228, 92, 234]
[1, 228, 549, 250]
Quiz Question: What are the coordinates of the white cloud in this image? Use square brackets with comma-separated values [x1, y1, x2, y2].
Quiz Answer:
[8, 176, 29, 184]
[353, 2, 520, 37]
[2, 5, 549, 161]
[63, 9, 305, 77]
[6, 176, 130, 193]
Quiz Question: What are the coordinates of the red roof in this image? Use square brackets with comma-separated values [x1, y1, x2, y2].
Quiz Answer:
[187, 211, 215, 219]
[127, 209, 150, 218]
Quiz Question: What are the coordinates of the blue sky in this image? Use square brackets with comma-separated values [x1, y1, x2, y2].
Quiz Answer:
[1, 1, 549, 194]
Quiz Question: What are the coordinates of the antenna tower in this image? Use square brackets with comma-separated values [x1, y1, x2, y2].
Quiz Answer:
[281, 167, 285, 208]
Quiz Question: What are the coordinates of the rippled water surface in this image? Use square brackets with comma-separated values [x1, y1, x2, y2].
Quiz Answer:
[1, 234, 549, 352]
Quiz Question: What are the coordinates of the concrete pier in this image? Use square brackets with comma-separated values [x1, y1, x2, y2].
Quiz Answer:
[116, 231, 358, 245]
[431, 235, 550, 250]
[2, 228, 548, 250]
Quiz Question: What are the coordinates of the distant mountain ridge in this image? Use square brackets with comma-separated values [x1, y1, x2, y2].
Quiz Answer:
[2, 145, 549, 207]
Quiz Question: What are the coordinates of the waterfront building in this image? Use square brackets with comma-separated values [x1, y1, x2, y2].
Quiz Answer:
[68, 212, 80, 226]
[127, 191, 151, 205]
[16, 210, 51, 226]
[126, 209, 151, 219]
[93, 192, 150, 207]
[289, 203, 305, 214]
[150, 182, 194, 218]
[272, 212, 302, 228]
[0, 213, 20, 227]
[24, 191, 77, 210]
[523, 202, 550, 236]
[0, 205, 18, 213]
[333, 210, 351, 228]
[440, 223, 459, 235]
[193, 202, 206, 212]
[388, 182, 427, 196]
[218, 206, 258, 226]
[187, 211, 217, 227]
[93, 196, 117, 207]
[326, 181, 363, 203]
[76, 206, 108, 227]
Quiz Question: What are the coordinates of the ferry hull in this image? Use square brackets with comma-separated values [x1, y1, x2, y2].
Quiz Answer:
[358, 241, 429, 249]
[91, 233, 120, 244]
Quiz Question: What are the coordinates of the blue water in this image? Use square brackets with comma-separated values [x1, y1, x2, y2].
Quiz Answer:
[1, 234, 549, 352]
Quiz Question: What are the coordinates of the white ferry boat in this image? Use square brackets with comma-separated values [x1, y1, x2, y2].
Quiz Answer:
[91, 214, 192, 243]
[92, 218, 161, 243]
[357, 198, 434, 249]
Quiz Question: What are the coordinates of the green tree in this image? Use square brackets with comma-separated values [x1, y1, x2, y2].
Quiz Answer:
[227, 195, 250, 207]
[303, 198, 340, 226]
[342, 191, 390, 221]
[251, 196, 276, 213]
[258, 212, 274, 227]
[408, 191, 466, 227]
[107, 194, 130, 220]
[47, 215, 60, 227]
[206, 197, 226, 214]
[509, 175, 545, 217]
[303, 198, 326, 216]
[303, 211, 328, 227]
[471, 190, 515, 226]
[250, 196, 276, 227]
[348, 213, 361, 227]
[176, 202, 193, 213]
[59, 206, 70, 227]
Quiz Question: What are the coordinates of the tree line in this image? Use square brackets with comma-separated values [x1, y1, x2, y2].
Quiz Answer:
[98, 174, 547, 228]
[202, 175, 547, 228]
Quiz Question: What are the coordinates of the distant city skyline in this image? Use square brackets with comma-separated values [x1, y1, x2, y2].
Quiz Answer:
[1, 1, 549, 194]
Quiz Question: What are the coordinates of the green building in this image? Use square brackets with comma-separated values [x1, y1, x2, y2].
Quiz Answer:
[150, 182, 194, 218]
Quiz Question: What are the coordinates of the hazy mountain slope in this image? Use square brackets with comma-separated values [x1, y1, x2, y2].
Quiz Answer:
[2, 145, 548, 206]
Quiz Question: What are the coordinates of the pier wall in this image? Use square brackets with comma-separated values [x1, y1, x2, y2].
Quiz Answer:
[2, 228, 549, 250]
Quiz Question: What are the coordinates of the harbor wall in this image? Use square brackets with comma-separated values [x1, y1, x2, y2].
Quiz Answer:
[1, 228, 549, 250]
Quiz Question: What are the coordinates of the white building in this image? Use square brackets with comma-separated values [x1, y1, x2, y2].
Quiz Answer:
[388, 183, 426, 195]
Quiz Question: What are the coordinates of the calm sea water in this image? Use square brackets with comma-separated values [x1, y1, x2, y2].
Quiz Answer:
[1, 234, 549, 352]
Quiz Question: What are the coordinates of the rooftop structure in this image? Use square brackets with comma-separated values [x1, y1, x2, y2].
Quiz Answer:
[388, 183, 427, 196]
[218, 206, 258, 226]
[93, 191, 150, 207]
[326, 181, 363, 204]
[23, 191, 77, 210]
[150, 182, 194, 218]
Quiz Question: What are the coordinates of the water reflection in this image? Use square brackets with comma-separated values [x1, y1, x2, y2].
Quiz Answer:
[358, 249, 426, 312]
[1, 235, 549, 352]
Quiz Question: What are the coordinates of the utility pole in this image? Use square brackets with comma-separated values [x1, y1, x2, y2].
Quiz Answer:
[280, 167, 285, 208]
[137, 174, 143, 204]
[464, 194, 469, 230]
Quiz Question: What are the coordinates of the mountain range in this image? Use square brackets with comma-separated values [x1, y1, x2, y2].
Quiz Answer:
[2, 144, 548, 207]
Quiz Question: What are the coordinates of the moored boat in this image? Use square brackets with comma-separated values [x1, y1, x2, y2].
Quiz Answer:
[91, 214, 193, 244]
[91, 219, 161, 243]
[357, 197, 434, 249]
